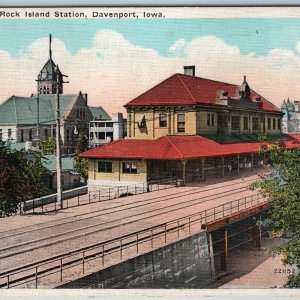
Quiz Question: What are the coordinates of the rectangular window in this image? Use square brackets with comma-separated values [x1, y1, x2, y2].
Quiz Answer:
[0, 129, 2, 141]
[53, 128, 56, 137]
[21, 129, 24, 142]
[231, 116, 240, 130]
[207, 113, 215, 127]
[277, 119, 281, 130]
[207, 113, 210, 126]
[106, 123, 113, 127]
[252, 118, 259, 130]
[45, 128, 48, 137]
[273, 119, 276, 130]
[268, 118, 271, 130]
[159, 113, 167, 127]
[8, 128, 12, 138]
[177, 113, 185, 133]
[66, 129, 69, 141]
[29, 129, 32, 141]
[98, 161, 112, 173]
[243, 117, 249, 130]
[123, 162, 137, 174]
[99, 132, 105, 140]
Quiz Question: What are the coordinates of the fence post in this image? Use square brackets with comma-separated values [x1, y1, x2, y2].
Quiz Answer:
[66, 197, 68, 209]
[158, 180, 160, 191]
[164, 224, 167, 243]
[35, 266, 38, 288]
[189, 217, 191, 234]
[222, 204, 225, 218]
[89, 192, 91, 204]
[6, 275, 9, 289]
[117, 187, 119, 198]
[99, 190, 101, 202]
[41, 197, 44, 214]
[108, 188, 111, 200]
[60, 258, 63, 281]
[78, 194, 80, 206]
[204, 210, 207, 224]
[143, 182, 145, 193]
[214, 207, 216, 220]
[55, 200, 57, 211]
[33, 199, 35, 214]
[238, 199, 240, 212]
[82, 251, 85, 274]
[177, 221, 180, 237]
[136, 234, 139, 253]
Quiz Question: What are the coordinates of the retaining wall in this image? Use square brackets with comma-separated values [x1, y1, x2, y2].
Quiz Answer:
[59, 231, 212, 289]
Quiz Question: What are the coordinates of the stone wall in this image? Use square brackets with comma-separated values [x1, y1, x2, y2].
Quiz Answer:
[59, 231, 212, 289]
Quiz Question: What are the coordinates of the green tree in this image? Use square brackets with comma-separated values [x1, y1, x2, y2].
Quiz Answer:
[252, 142, 300, 287]
[74, 131, 89, 182]
[39, 136, 55, 155]
[0, 142, 49, 216]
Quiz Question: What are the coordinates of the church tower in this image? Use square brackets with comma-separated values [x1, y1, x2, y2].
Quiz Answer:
[37, 34, 63, 94]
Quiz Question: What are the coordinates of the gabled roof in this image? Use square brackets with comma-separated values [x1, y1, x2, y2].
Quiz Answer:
[79, 134, 300, 160]
[0, 94, 77, 125]
[89, 106, 111, 120]
[125, 73, 280, 113]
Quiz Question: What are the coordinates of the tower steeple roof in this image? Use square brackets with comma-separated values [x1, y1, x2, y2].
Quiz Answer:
[36, 34, 64, 94]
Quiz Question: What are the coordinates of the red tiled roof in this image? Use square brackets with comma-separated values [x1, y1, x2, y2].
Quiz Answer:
[125, 74, 280, 113]
[79, 134, 300, 160]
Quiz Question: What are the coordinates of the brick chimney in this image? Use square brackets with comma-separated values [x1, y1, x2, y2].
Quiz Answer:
[183, 66, 195, 77]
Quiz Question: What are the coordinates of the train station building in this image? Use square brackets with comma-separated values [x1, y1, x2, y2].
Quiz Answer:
[79, 66, 300, 186]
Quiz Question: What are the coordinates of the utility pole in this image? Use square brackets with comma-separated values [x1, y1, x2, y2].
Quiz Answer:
[55, 66, 63, 208]
[55, 65, 68, 209]
[36, 93, 40, 144]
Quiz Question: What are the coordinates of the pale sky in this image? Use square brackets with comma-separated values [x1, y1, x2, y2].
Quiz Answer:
[1, 14, 300, 114]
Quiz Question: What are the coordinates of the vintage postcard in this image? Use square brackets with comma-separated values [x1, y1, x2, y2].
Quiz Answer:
[0, 6, 300, 296]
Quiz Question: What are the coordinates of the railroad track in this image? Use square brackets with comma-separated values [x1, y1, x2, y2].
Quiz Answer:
[0, 176, 255, 239]
[0, 179, 256, 261]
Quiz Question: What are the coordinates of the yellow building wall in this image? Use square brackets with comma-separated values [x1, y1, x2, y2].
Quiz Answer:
[126, 107, 282, 139]
[128, 110, 197, 139]
[264, 115, 281, 134]
[196, 111, 218, 134]
[88, 159, 147, 183]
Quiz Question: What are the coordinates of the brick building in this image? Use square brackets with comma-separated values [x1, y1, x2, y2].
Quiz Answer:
[0, 35, 97, 154]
